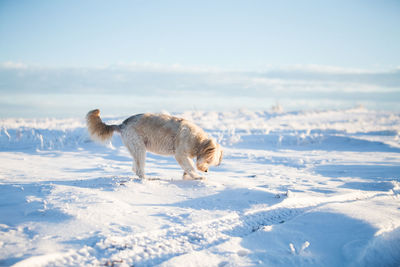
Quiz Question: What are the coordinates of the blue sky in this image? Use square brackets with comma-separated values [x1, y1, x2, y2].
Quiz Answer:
[1, 0, 399, 69]
[0, 0, 399, 117]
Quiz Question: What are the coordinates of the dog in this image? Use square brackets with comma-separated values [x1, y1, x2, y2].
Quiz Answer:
[86, 109, 223, 180]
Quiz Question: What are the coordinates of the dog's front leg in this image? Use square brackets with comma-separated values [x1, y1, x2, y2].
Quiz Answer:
[175, 155, 203, 180]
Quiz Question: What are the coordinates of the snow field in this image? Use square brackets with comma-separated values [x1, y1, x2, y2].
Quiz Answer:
[0, 108, 400, 266]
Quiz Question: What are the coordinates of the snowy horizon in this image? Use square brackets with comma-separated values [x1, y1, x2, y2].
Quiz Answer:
[1, 62, 399, 118]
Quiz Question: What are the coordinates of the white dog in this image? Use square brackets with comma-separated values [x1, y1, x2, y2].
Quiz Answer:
[86, 109, 223, 180]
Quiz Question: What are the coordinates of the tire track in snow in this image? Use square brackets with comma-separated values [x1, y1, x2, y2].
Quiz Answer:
[94, 190, 391, 266]
[33, 190, 390, 266]
[94, 207, 303, 266]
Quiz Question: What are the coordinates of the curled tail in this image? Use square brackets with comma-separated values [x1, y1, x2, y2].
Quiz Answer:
[86, 109, 120, 143]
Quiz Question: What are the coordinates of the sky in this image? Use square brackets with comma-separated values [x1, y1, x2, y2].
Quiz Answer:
[0, 0, 400, 117]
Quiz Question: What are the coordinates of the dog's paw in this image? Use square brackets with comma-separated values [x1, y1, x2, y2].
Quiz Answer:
[183, 172, 192, 180]
[183, 172, 205, 180]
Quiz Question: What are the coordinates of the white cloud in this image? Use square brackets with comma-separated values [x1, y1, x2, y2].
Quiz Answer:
[262, 64, 381, 74]
[110, 62, 225, 73]
[0, 61, 28, 69]
[0, 61, 399, 95]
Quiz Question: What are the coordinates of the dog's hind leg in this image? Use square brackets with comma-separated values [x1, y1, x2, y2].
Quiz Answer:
[126, 142, 146, 179]
[134, 148, 146, 179]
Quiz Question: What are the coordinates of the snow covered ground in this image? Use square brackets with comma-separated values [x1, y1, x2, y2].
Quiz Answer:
[1, 107, 400, 266]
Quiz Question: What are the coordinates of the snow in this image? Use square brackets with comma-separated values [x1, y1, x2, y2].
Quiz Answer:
[1, 108, 400, 266]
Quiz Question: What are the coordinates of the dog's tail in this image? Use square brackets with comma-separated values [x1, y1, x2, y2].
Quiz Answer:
[86, 109, 120, 143]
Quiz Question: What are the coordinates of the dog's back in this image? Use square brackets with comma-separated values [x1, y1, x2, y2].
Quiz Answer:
[121, 113, 207, 156]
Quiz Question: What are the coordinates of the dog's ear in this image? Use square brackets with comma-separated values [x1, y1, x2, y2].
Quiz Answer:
[197, 139, 216, 162]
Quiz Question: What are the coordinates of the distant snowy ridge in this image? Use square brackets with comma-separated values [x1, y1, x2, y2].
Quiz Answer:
[0, 127, 87, 151]
[1, 108, 399, 151]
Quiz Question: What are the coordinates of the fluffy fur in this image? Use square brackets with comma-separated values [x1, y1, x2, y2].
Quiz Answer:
[86, 109, 223, 180]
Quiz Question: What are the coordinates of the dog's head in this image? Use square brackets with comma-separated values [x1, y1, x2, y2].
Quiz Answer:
[196, 139, 223, 173]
